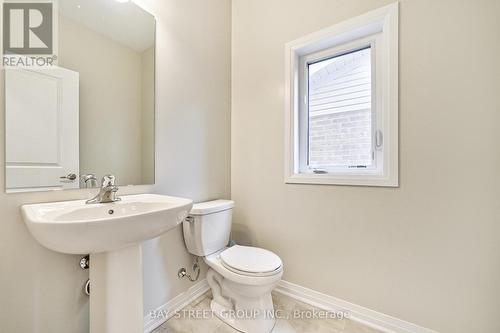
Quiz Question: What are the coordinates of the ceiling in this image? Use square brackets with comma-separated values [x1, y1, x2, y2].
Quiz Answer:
[59, 0, 155, 52]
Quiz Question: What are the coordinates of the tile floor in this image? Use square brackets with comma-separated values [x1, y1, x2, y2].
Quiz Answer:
[153, 291, 384, 333]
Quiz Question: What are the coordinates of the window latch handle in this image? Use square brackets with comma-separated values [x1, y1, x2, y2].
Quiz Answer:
[375, 130, 383, 150]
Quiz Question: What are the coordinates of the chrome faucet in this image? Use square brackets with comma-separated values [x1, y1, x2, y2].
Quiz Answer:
[86, 175, 121, 204]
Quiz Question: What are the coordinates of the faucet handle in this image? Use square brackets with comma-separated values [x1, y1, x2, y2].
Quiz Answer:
[101, 174, 117, 187]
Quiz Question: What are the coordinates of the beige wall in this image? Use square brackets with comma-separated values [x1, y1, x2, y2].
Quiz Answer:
[59, 15, 150, 186]
[138, 0, 231, 315]
[0, 0, 231, 332]
[142, 47, 155, 185]
[231, 1, 500, 333]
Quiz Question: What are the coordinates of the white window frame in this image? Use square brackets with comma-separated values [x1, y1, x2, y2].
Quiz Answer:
[299, 39, 379, 174]
[284, 2, 399, 187]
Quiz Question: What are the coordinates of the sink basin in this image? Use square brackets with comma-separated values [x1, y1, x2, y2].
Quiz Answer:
[22, 193, 193, 254]
[21, 193, 193, 333]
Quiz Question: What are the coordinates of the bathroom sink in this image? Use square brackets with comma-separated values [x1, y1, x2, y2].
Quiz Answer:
[21, 193, 193, 254]
[22, 193, 192, 332]
[22, 193, 193, 332]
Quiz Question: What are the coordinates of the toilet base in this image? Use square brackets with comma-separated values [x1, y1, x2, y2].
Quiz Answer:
[206, 268, 278, 333]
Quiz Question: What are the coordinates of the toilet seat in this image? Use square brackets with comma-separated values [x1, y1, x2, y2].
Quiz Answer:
[220, 245, 282, 277]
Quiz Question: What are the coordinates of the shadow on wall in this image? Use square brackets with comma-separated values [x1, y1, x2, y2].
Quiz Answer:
[142, 224, 209, 316]
[231, 223, 256, 246]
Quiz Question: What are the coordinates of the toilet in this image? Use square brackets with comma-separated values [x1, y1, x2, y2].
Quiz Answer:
[183, 200, 283, 333]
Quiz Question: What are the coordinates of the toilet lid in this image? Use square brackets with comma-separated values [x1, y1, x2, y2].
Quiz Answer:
[220, 245, 282, 275]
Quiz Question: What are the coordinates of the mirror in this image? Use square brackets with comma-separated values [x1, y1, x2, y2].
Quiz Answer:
[5, 0, 155, 193]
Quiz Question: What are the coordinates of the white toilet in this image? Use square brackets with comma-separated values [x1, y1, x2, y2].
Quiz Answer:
[183, 200, 283, 333]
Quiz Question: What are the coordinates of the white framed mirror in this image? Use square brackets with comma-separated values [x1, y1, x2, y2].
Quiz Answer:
[4, 0, 156, 193]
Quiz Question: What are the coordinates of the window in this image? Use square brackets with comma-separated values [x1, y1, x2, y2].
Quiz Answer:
[306, 47, 374, 171]
[284, 3, 398, 186]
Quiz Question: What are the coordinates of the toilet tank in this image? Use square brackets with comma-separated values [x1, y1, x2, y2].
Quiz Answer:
[182, 200, 234, 256]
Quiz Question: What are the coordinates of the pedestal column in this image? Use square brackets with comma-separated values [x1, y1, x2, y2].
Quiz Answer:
[90, 244, 144, 333]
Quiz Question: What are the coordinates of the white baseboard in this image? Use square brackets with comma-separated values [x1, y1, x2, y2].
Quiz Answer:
[274, 280, 439, 333]
[143, 279, 210, 333]
[143, 278, 438, 333]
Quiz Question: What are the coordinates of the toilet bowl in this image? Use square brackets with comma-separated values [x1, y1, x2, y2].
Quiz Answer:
[182, 200, 283, 333]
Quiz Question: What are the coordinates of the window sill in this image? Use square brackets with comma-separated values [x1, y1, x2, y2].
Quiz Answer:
[284, 173, 398, 187]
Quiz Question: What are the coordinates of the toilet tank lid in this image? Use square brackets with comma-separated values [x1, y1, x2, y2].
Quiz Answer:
[190, 199, 234, 216]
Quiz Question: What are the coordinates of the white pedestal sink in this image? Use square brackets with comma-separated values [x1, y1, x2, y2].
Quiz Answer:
[21, 194, 193, 333]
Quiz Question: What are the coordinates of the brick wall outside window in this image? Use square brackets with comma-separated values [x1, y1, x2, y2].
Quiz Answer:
[308, 109, 372, 168]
